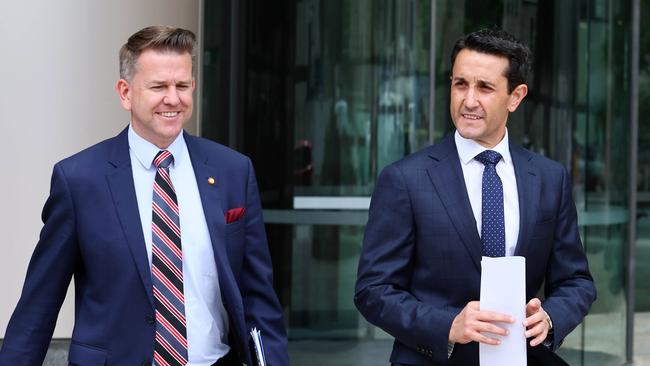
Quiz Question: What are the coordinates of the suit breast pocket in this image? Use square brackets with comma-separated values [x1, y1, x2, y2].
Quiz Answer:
[226, 222, 245, 278]
[225, 219, 245, 235]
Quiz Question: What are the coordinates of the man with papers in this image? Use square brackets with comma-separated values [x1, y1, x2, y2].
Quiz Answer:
[355, 28, 596, 365]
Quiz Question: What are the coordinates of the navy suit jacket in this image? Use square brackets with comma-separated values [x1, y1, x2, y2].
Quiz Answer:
[354, 134, 596, 365]
[0, 128, 289, 366]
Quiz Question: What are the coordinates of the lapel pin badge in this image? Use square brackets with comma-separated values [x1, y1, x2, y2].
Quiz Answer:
[208, 177, 216, 185]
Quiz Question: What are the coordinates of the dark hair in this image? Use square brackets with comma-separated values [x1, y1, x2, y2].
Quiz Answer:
[450, 28, 531, 93]
[119, 25, 196, 81]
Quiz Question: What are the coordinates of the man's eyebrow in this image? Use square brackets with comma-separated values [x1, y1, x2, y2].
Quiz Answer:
[450, 76, 497, 88]
[146, 79, 192, 86]
[477, 79, 496, 88]
[146, 80, 166, 86]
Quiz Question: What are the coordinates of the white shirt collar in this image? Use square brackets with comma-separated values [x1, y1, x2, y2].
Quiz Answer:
[128, 124, 186, 170]
[454, 129, 512, 166]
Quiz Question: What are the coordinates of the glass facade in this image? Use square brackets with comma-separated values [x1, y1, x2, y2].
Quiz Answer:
[202, 0, 633, 364]
[636, 0, 650, 313]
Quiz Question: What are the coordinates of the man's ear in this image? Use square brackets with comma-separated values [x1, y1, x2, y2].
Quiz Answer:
[507, 84, 528, 112]
[116, 79, 132, 111]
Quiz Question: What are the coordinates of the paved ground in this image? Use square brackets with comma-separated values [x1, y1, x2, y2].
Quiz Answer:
[636, 312, 650, 365]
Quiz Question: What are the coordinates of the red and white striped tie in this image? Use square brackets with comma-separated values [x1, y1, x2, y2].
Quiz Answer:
[151, 150, 188, 366]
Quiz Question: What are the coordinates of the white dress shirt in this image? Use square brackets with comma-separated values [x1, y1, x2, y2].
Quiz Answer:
[129, 125, 229, 365]
[454, 129, 520, 256]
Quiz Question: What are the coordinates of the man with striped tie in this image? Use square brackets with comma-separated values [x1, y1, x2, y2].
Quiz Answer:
[0, 26, 289, 366]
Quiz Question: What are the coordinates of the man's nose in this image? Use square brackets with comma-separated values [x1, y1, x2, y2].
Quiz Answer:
[163, 88, 181, 105]
[464, 87, 479, 108]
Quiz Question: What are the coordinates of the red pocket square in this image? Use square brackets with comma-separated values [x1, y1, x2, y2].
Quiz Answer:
[225, 207, 246, 224]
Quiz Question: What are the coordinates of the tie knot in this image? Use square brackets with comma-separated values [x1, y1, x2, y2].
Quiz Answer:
[475, 150, 502, 166]
[153, 150, 174, 169]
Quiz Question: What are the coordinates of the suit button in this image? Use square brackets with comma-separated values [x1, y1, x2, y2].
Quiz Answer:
[145, 315, 155, 324]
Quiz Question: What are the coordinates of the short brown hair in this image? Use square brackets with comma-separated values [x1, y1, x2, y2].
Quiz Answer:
[119, 25, 196, 81]
[451, 28, 531, 94]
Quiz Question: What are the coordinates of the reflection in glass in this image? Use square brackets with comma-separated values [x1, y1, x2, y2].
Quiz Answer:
[293, 0, 431, 196]
[287, 2, 432, 359]
[635, 0, 650, 314]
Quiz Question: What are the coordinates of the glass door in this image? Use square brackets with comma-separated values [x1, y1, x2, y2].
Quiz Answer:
[202, 1, 432, 364]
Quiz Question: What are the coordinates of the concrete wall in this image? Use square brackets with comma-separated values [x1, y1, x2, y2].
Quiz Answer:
[0, 0, 200, 338]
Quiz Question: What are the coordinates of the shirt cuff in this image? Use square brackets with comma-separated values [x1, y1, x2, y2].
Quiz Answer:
[447, 342, 454, 358]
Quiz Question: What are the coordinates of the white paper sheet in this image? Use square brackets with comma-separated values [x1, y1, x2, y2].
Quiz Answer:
[479, 256, 527, 366]
[250, 327, 266, 366]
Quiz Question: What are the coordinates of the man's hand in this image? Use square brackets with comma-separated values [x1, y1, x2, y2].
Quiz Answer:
[449, 301, 514, 345]
[523, 298, 551, 347]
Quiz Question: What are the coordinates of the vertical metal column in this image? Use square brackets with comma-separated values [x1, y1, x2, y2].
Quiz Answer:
[196, 0, 205, 135]
[229, 0, 240, 149]
[428, 0, 437, 144]
[626, 0, 640, 363]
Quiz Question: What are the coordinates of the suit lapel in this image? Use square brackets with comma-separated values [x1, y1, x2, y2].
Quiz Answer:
[510, 144, 541, 257]
[185, 134, 251, 356]
[184, 134, 239, 299]
[426, 135, 483, 271]
[106, 128, 155, 308]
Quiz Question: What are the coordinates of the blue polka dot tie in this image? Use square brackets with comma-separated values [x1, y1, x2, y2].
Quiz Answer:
[475, 150, 505, 257]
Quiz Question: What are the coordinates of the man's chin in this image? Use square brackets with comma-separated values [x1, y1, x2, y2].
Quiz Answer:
[456, 128, 482, 140]
[145, 127, 184, 148]
[161, 128, 184, 140]
[156, 119, 187, 134]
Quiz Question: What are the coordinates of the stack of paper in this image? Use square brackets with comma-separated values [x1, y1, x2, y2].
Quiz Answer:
[250, 327, 266, 366]
[479, 256, 527, 366]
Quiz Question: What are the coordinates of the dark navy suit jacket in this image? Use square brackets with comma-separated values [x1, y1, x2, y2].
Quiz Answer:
[355, 134, 596, 365]
[0, 128, 289, 366]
